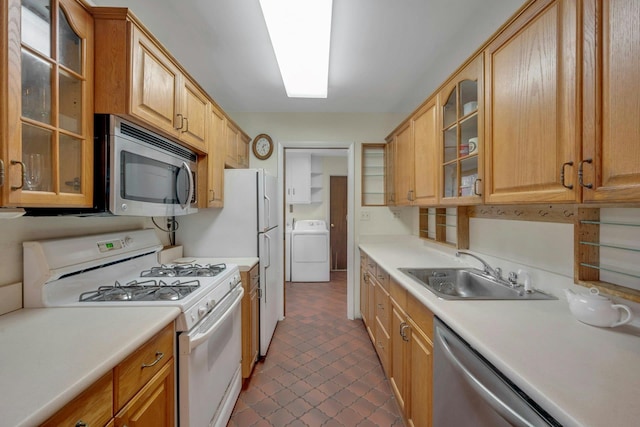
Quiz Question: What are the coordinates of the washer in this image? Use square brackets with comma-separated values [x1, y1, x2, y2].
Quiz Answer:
[291, 220, 330, 282]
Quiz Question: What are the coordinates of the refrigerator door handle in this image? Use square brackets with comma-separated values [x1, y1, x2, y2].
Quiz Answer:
[264, 193, 271, 230]
[263, 233, 271, 303]
[264, 234, 272, 269]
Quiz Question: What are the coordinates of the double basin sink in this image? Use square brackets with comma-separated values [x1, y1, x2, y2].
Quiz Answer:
[399, 267, 556, 300]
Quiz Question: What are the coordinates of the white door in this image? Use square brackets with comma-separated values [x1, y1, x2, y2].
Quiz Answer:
[259, 226, 280, 355]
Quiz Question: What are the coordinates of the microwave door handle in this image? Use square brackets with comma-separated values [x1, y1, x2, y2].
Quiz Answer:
[178, 162, 194, 209]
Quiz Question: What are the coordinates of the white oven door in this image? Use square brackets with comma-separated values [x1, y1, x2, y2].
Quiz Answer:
[178, 287, 243, 427]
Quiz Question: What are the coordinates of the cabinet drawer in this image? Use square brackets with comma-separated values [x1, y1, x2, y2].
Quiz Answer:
[114, 359, 175, 427]
[114, 323, 174, 410]
[248, 264, 260, 291]
[389, 277, 407, 307]
[41, 371, 113, 427]
[407, 292, 433, 341]
[374, 282, 391, 333]
[366, 258, 377, 274]
[375, 267, 390, 291]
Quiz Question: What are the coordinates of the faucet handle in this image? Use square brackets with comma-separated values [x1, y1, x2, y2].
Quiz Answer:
[508, 271, 519, 286]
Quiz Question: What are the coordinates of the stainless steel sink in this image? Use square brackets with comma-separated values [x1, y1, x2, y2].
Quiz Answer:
[398, 267, 556, 300]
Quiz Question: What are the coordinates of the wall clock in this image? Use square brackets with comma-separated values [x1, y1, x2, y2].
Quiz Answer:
[252, 134, 274, 160]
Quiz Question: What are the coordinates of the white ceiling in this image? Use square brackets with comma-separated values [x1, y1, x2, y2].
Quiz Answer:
[90, 0, 526, 114]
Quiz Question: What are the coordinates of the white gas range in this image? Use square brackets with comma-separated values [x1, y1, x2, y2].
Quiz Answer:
[23, 229, 244, 427]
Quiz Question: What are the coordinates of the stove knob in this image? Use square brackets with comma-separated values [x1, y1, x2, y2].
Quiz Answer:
[209, 298, 216, 308]
[124, 236, 133, 246]
[198, 306, 207, 318]
[191, 313, 196, 322]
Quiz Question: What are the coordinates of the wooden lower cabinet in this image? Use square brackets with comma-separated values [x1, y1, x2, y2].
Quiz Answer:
[359, 260, 369, 327]
[241, 263, 260, 379]
[40, 372, 113, 427]
[390, 299, 408, 414]
[360, 252, 434, 427]
[406, 317, 433, 427]
[40, 323, 175, 427]
[114, 359, 174, 427]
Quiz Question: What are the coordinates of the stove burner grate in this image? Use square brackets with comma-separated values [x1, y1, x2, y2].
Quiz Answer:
[140, 263, 226, 278]
[78, 278, 201, 302]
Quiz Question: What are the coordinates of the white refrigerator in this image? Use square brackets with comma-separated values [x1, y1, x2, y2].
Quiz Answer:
[178, 169, 282, 356]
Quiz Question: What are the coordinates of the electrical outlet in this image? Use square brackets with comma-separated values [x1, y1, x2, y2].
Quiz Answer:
[360, 211, 371, 221]
[392, 210, 400, 218]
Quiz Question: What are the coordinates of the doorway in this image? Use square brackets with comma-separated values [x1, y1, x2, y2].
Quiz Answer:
[330, 176, 347, 270]
[279, 144, 356, 319]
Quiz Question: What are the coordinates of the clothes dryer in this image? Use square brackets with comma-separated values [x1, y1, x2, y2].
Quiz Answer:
[290, 220, 330, 282]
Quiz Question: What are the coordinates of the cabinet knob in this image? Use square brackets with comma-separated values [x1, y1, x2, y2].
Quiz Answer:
[75, 421, 87, 427]
[176, 113, 185, 130]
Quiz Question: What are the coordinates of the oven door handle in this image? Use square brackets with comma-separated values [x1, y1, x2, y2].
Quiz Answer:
[186, 288, 244, 353]
[177, 161, 194, 209]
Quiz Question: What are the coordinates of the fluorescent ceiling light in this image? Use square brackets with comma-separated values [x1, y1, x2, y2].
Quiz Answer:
[259, 0, 333, 98]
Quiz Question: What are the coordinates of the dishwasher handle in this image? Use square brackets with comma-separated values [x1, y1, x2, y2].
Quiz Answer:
[435, 324, 547, 427]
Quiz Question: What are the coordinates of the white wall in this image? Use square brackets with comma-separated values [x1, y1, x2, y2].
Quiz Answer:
[235, 111, 413, 240]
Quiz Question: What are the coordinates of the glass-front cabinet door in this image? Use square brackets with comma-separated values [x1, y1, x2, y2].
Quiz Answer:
[2, 0, 93, 207]
[438, 55, 483, 205]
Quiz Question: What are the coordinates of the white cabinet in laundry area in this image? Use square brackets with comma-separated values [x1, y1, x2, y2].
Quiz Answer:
[285, 153, 323, 204]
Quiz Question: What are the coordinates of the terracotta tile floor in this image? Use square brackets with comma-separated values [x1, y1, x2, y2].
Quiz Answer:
[228, 271, 403, 427]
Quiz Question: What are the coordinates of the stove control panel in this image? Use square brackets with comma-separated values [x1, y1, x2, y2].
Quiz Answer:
[97, 239, 123, 253]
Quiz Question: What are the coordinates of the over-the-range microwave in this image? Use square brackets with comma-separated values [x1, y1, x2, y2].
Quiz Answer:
[26, 114, 198, 217]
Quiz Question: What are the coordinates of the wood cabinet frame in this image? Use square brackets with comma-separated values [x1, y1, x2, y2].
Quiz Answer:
[3, 0, 94, 208]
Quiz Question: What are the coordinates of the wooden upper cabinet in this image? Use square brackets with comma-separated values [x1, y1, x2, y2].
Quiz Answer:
[582, 0, 640, 202]
[385, 137, 396, 205]
[204, 104, 225, 207]
[484, 0, 580, 204]
[129, 24, 180, 137]
[93, 9, 209, 154]
[413, 97, 439, 205]
[394, 121, 414, 206]
[239, 132, 250, 168]
[225, 120, 239, 167]
[179, 78, 209, 153]
[438, 54, 483, 205]
[223, 118, 250, 169]
[2, 0, 94, 208]
[361, 144, 386, 206]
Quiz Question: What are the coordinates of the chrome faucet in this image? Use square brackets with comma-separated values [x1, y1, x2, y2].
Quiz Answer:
[455, 251, 504, 283]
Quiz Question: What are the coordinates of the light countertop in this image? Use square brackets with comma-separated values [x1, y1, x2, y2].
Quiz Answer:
[359, 235, 640, 427]
[0, 307, 180, 427]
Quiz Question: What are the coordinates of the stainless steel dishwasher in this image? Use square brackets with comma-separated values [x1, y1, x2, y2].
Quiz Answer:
[433, 317, 561, 426]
